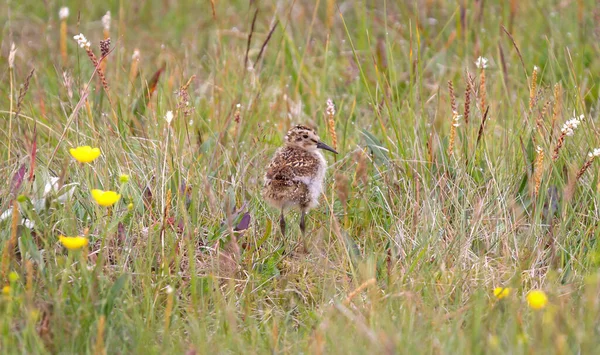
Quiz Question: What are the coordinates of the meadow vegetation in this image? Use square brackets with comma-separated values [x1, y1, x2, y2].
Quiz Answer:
[1, 0, 600, 353]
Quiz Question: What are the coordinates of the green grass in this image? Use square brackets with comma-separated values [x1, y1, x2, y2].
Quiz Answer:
[1, 0, 600, 353]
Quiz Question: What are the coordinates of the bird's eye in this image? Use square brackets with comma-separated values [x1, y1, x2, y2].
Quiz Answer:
[303, 135, 309, 139]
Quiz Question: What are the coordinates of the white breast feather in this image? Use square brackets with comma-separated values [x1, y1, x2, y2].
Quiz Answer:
[293, 150, 327, 209]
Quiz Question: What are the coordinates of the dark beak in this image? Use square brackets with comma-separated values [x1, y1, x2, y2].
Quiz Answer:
[317, 141, 338, 154]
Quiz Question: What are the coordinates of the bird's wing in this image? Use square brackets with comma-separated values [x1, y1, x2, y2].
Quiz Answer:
[265, 149, 319, 181]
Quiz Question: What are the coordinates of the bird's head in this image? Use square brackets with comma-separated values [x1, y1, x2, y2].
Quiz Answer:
[284, 125, 338, 154]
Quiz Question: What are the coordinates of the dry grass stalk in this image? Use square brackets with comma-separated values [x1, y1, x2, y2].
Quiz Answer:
[129, 49, 140, 84]
[529, 66, 538, 111]
[448, 110, 461, 156]
[326, 98, 337, 151]
[14, 69, 35, 120]
[448, 80, 457, 114]
[26, 260, 34, 303]
[101, 12, 111, 72]
[552, 133, 566, 161]
[476, 106, 490, 147]
[475, 56, 488, 113]
[464, 72, 473, 125]
[479, 69, 486, 113]
[326, 0, 335, 29]
[535, 100, 551, 140]
[343, 278, 376, 305]
[1, 201, 19, 281]
[176, 75, 196, 117]
[59, 7, 69, 64]
[551, 83, 562, 136]
[576, 149, 599, 180]
[534, 146, 544, 196]
[94, 315, 106, 355]
[102, 11, 111, 39]
[335, 172, 349, 208]
[353, 149, 368, 186]
[164, 286, 175, 333]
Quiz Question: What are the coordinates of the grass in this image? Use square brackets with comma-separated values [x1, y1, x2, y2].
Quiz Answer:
[1, 0, 600, 353]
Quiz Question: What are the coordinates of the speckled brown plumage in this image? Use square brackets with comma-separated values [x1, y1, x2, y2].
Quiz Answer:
[264, 146, 320, 209]
[263, 125, 338, 241]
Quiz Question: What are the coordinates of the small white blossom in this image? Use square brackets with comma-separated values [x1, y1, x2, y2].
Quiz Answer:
[536, 146, 543, 153]
[533, 66, 539, 72]
[475, 56, 488, 69]
[8, 43, 16, 69]
[561, 115, 583, 137]
[588, 148, 600, 158]
[132, 49, 140, 61]
[102, 11, 111, 31]
[73, 33, 91, 49]
[326, 98, 336, 117]
[59, 7, 69, 20]
[165, 285, 174, 294]
[165, 111, 174, 125]
[452, 112, 462, 127]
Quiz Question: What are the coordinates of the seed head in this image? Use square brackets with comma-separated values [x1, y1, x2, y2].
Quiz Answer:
[102, 11, 111, 31]
[59, 7, 70, 20]
[8, 43, 16, 69]
[475, 56, 488, 69]
[165, 111, 174, 125]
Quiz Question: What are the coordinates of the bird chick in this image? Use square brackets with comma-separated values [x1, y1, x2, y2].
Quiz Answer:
[263, 125, 338, 241]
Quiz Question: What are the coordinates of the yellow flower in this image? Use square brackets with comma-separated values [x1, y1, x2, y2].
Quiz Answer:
[91, 189, 121, 207]
[59, 235, 88, 250]
[527, 290, 548, 310]
[119, 174, 130, 183]
[127, 202, 134, 211]
[69, 146, 101, 163]
[493, 287, 511, 300]
[2, 285, 11, 295]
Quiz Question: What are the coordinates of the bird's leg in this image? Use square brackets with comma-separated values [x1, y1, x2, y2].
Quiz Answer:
[299, 209, 306, 236]
[300, 209, 309, 253]
[279, 208, 286, 238]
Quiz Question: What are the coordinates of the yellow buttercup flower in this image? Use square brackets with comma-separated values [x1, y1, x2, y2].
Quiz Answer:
[69, 146, 101, 163]
[59, 235, 88, 250]
[2, 285, 10, 295]
[493, 287, 511, 300]
[527, 290, 548, 310]
[91, 189, 121, 207]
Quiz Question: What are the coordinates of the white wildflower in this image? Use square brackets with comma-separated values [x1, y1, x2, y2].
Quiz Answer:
[132, 49, 140, 61]
[326, 98, 336, 116]
[73, 33, 91, 49]
[101, 11, 111, 31]
[59, 7, 69, 20]
[165, 111, 174, 125]
[8, 43, 16, 69]
[588, 148, 600, 158]
[536, 146, 543, 153]
[533, 65, 539, 72]
[475, 56, 488, 69]
[561, 115, 583, 136]
[165, 285, 174, 294]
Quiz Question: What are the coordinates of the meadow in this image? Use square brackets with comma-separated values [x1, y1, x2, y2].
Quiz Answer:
[1, 0, 600, 353]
